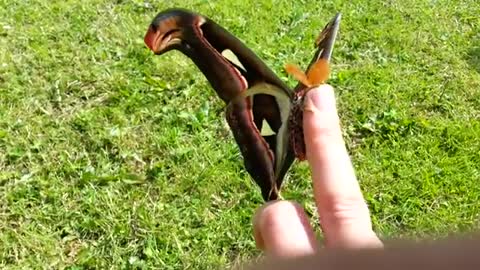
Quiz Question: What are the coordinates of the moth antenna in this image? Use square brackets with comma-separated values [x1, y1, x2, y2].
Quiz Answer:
[285, 63, 312, 87]
[306, 59, 330, 86]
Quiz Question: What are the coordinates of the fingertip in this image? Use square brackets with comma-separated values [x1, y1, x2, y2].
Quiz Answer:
[304, 84, 336, 113]
[253, 201, 279, 250]
[253, 201, 318, 257]
[303, 84, 343, 161]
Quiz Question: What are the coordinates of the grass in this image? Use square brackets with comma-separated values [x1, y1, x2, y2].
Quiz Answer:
[0, 0, 479, 268]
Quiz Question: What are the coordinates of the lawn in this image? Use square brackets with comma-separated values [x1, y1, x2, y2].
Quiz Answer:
[0, 0, 479, 268]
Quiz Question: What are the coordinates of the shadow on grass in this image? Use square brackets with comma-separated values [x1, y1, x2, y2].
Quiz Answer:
[466, 43, 480, 73]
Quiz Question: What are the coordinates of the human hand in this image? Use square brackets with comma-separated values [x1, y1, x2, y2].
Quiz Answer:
[253, 84, 383, 258]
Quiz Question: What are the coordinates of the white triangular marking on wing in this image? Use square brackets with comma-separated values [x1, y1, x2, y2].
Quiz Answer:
[260, 119, 276, 136]
[221, 49, 247, 72]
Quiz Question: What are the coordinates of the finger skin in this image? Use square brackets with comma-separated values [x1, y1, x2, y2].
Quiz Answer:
[253, 201, 318, 257]
[303, 85, 382, 248]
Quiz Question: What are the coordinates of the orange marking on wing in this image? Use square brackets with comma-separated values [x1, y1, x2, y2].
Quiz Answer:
[306, 59, 330, 86]
[144, 26, 157, 51]
[285, 63, 311, 87]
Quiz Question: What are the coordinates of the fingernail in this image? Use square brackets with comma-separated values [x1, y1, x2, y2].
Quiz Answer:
[304, 84, 336, 113]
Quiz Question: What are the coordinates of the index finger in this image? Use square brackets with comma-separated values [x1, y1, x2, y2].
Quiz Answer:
[303, 85, 382, 248]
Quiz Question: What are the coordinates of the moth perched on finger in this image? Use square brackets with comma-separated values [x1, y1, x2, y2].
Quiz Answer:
[144, 8, 341, 201]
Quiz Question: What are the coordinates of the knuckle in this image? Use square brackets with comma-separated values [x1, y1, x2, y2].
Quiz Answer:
[319, 194, 371, 225]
